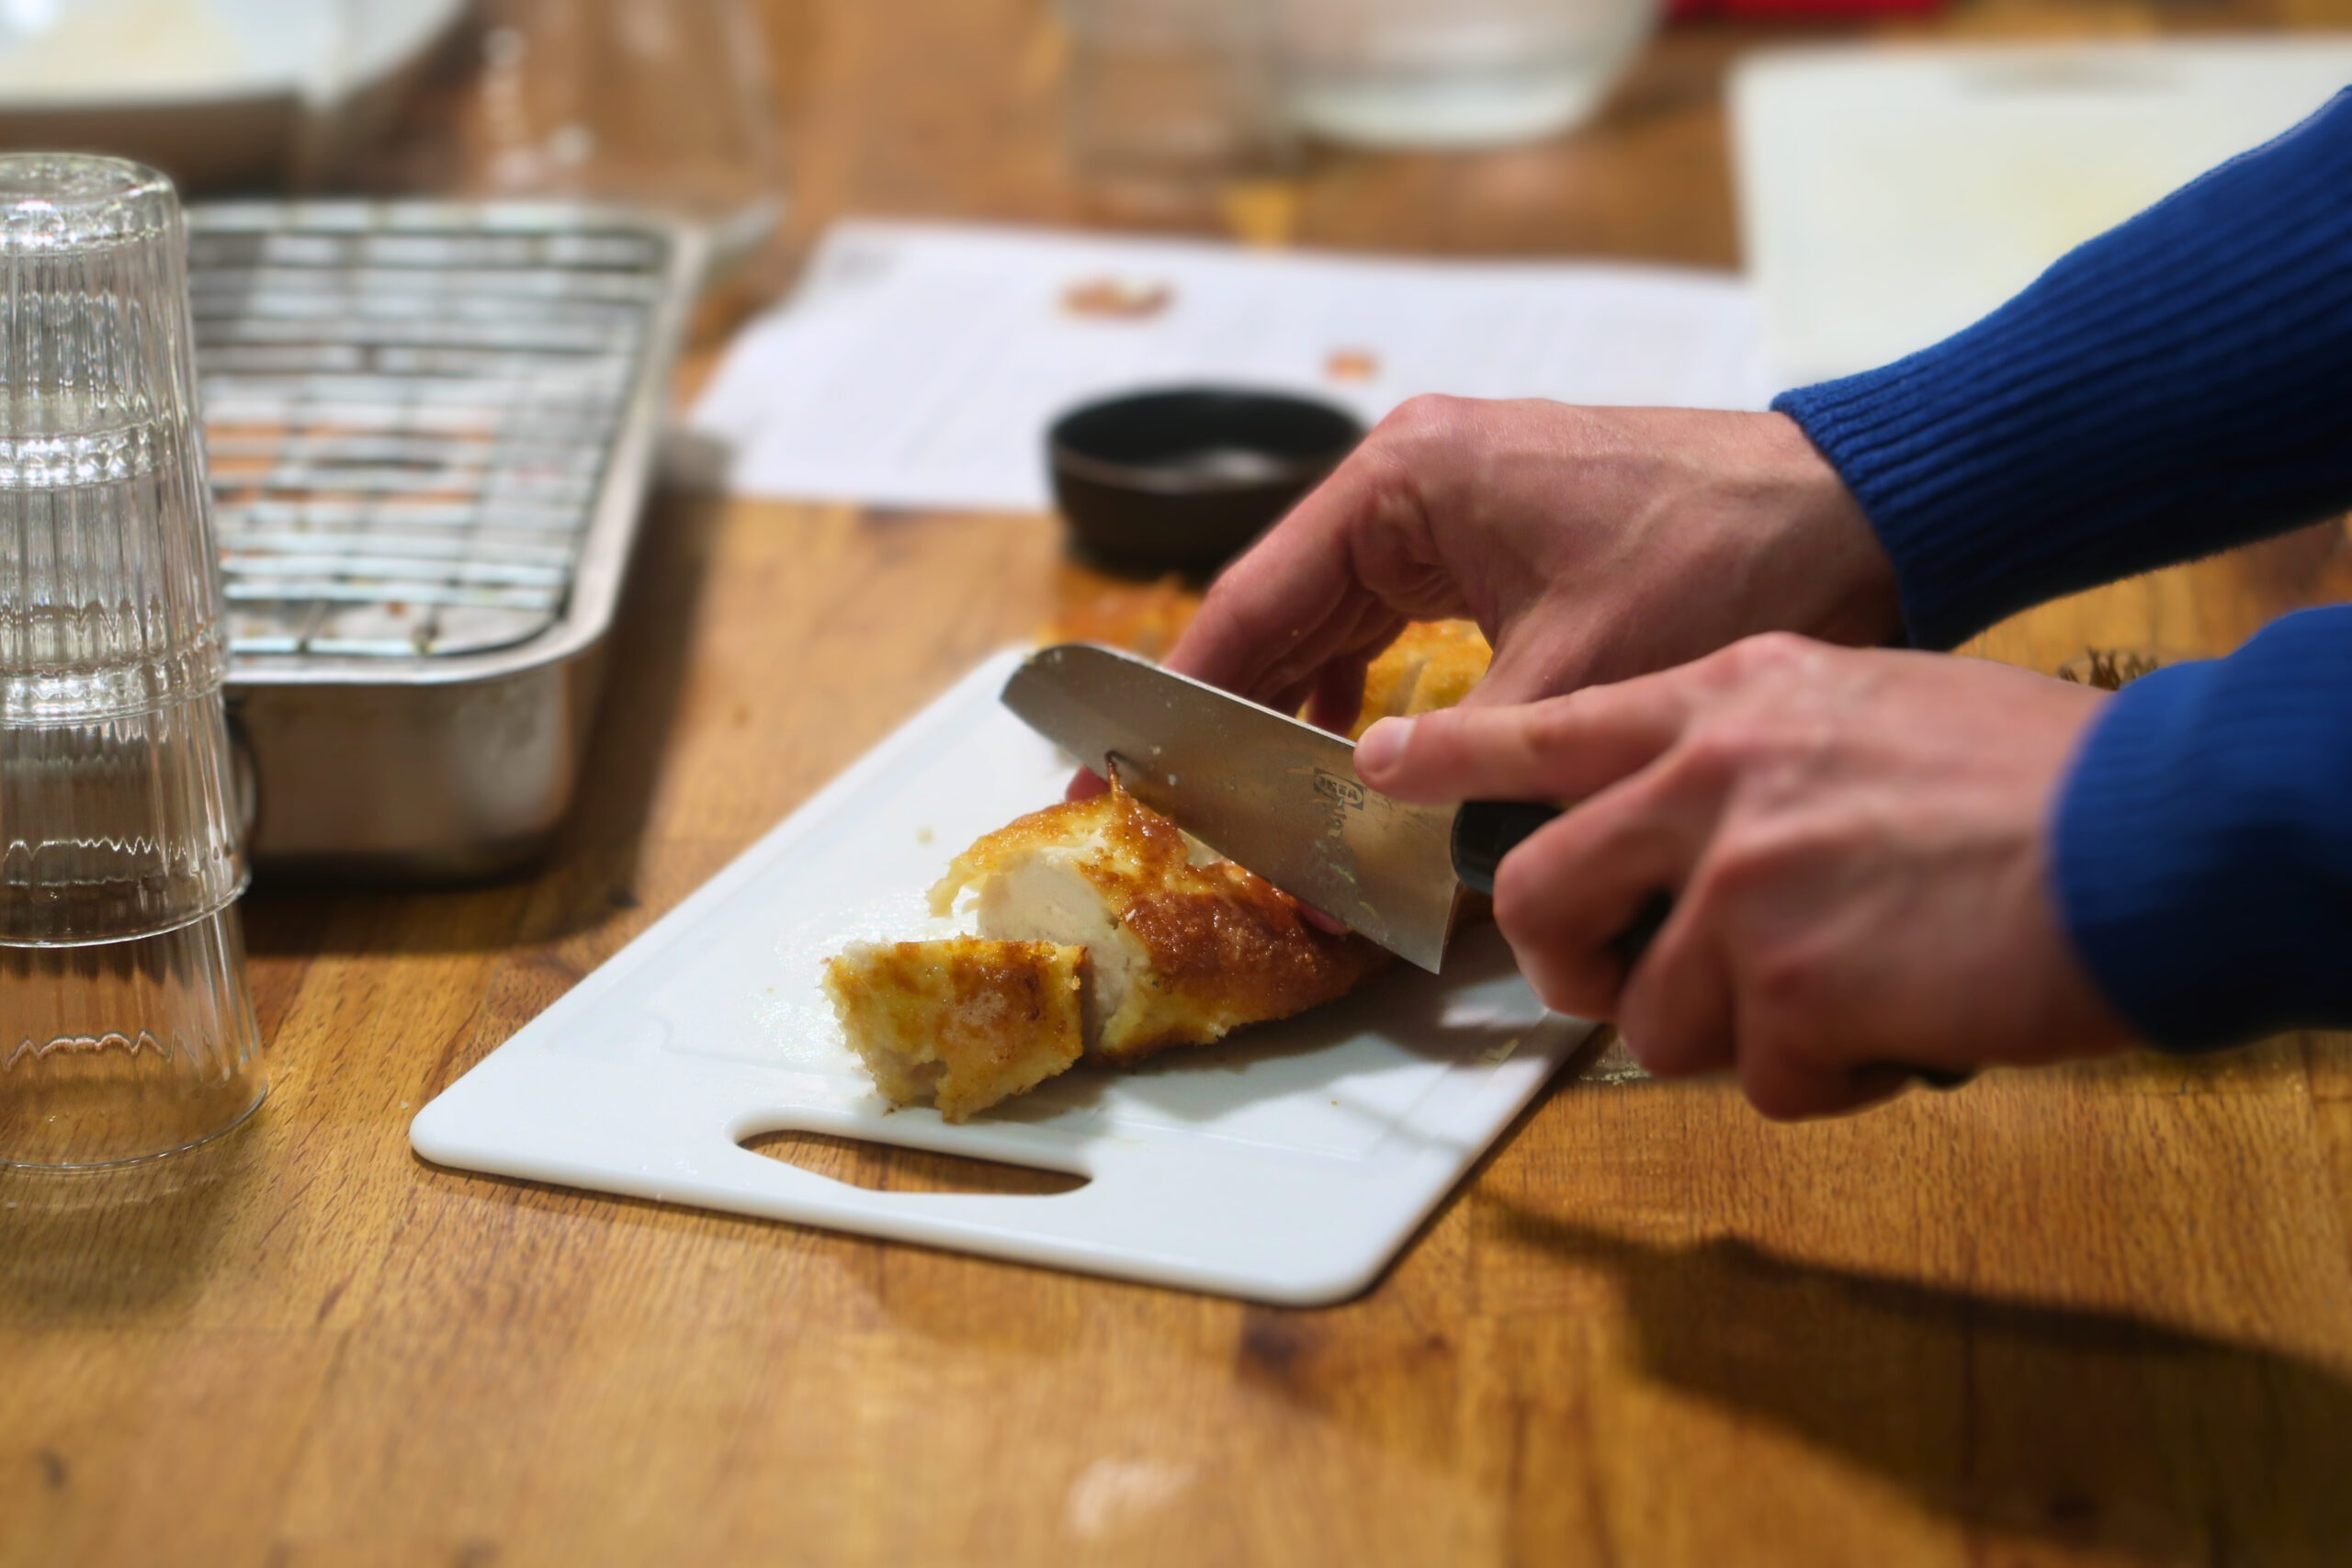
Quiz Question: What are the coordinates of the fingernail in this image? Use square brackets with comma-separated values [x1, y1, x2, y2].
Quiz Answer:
[1355, 716, 1413, 774]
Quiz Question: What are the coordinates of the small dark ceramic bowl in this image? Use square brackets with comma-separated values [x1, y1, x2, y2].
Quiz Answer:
[1048, 388, 1365, 574]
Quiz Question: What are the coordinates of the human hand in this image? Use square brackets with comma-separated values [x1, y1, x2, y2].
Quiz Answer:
[1354, 635, 2135, 1118]
[1163, 398, 1905, 731]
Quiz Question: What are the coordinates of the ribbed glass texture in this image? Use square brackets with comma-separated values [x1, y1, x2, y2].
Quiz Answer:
[0, 908, 264, 1167]
[0, 155, 262, 1167]
[0, 155, 241, 942]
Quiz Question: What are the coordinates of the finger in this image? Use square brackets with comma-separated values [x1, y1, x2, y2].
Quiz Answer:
[1237, 596, 1406, 722]
[1168, 441, 1454, 704]
[1465, 594, 1614, 709]
[1066, 766, 1109, 802]
[1266, 674, 1317, 724]
[1355, 673, 1702, 806]
[1736, 1037, 1910, 1122]
[1490, 791, 1702, 1021]
[1304, 649, 1375, 736]
[1166, 466, 1402, 700]
[1614, 905, 1736, 1079]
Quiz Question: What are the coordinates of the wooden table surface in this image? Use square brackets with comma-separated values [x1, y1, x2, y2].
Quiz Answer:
[9, 2, 2352, 1564]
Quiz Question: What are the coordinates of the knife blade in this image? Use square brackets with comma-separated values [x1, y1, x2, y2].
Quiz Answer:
[1003, 643, 1493, 972]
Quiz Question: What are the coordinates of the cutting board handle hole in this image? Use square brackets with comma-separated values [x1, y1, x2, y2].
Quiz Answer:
[741, 1129, 1089, 1197]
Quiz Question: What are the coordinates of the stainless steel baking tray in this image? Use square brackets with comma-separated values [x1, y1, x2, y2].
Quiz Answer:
[193, 199, 708, 880]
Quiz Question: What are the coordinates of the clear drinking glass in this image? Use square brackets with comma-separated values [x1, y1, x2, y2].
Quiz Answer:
[1064, 0, 1291, 218]
[0, 154, 266, 1168]
[1282, 0, 1659, 150]
[338, 0, 785, 267]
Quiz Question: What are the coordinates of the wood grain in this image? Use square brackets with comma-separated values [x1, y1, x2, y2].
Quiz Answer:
[6, 3, 2352, 1565]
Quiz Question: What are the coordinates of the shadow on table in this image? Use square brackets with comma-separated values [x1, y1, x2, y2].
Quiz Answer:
[243, 488, 722, 959]
[0, 1129, 261, 1321]
[1498, 1208, 2352, 1566]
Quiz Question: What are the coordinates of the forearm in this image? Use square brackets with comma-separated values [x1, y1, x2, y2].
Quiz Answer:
[1773, 90, 2352, 650]
[2053, 605, 2352, 1050]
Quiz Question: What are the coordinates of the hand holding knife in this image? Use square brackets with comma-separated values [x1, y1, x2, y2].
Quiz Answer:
[1004, 643, 1974, 1094]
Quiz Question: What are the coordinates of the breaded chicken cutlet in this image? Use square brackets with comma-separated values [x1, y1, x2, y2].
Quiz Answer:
[825, 621, 1495, 1122]
[828, 785, 1388, 1121]
[1350, 619, 1493, 739]
[937, 782, 1390, 1066]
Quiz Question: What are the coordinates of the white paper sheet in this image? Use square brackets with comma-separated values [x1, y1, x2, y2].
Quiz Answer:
[686, 220, 1774, 513]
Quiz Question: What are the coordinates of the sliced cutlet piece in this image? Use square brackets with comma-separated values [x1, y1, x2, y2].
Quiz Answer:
[824, 938, 1087, 1122]
[929, 782, 1389, 1066]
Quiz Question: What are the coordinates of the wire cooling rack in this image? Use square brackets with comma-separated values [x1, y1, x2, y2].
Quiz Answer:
[188, 203, 679, 661]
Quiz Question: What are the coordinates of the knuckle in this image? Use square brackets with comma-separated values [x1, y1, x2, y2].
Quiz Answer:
[1743, 629, 1813, 665]
[1669, 715, 1776, 789]
[1722, 630, 1813, 682]
[1374, 393, 1460, 446]
[1742, 938, 1824, 1017]
[1520, 694, 1589, 763]
[1682, 830, 1776, 909]
[1673, 726, 1744, 785]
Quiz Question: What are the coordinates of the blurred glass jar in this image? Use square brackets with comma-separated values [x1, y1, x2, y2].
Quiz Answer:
[1282, 0, 1659, 150]
[1063, 0, 1291, 220]
[332, 0, 785, 265]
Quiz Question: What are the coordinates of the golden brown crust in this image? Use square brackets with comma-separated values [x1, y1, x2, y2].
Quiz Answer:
[1103, 858, 1387, 1060]
[822, 938, 1087, 1122]
[933, 784, 1390, 1065]
[1041, 576, 1199, 662]
[1350, 620, 1493, 739]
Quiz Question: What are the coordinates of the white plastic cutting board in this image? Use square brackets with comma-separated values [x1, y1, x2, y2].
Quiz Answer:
[412, 651, 1601, 1304]
[1735, 39, 2352, 389]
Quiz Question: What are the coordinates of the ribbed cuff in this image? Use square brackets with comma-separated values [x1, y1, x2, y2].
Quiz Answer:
[2052, 607, 2352, 1053]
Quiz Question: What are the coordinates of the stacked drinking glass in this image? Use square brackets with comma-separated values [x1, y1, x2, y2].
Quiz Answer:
[0, 155, 266, 1168]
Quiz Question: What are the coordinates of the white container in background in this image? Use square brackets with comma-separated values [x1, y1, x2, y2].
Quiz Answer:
[1282, 0, 1659, 150]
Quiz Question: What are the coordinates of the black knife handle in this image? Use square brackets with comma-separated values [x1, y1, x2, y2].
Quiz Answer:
[1453, 801, 1668, 970]
[1449, 799, 1562, 896]
[1449, 800, 1972, 1093]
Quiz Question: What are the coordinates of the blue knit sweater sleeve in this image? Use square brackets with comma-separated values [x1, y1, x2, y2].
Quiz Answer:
[1770, 89, 2352, 1052]
[2055, 608, 2352, 1049]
